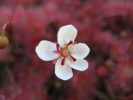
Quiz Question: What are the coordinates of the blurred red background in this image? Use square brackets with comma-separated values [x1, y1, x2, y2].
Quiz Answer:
[0, 0, 133, 100]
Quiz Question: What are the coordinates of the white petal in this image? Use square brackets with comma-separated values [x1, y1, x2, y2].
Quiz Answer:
[66, 58, 88, 71]
[35, 40, 60, 61]
[58, 25, 77, 47]
[70, 43, 90, 59]
[55, 58, 73, 80]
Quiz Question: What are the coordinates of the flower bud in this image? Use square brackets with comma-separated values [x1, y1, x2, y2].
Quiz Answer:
[0, 22, 13, 49]
[3, 22, 14, 35]
[0, 35, 9, 49]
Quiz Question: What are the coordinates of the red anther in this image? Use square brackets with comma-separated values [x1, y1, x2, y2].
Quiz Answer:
[67, 41, 73, 46]
[70, 55, 76, 61]
[61, 58, 65, 65]
[56, 44, 60, 52]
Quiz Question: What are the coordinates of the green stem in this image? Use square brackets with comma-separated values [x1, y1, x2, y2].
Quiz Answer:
[2, 30, 5, 37]
[1, 22, 7, 37]
[104, 80, 116, 100]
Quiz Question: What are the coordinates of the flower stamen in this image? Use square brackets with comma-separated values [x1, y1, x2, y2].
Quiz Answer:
[61, 58, 65, 65]
[67, 41, 73, 46]
[70, 55, 76, 62]
[56, 44, 61, 52]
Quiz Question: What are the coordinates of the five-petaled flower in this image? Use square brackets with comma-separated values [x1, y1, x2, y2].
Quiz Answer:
[35, 25, 90, 80]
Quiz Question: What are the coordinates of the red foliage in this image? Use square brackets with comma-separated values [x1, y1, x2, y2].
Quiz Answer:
[0, 0, 133, 100]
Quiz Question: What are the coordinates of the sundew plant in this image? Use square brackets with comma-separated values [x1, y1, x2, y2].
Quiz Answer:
[0, 0, 133, 100]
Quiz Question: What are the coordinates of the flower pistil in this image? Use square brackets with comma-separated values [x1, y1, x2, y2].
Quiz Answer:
[56, 41, 77, 65]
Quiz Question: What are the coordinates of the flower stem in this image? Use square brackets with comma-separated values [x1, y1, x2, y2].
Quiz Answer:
[1, 23, 6, 37]
[104, 80, 116, 100]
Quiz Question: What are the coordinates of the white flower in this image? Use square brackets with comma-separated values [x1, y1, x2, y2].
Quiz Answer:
[35, 25, 90, 80]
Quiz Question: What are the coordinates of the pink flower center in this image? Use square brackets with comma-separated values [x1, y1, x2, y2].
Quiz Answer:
[56, 41, 77, 65]
[62, 50, 69, 57]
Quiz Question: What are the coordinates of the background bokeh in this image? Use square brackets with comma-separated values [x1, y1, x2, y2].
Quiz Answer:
[0, 0, 133, 100]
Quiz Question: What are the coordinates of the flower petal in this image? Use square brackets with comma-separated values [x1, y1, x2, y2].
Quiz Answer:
[70, 43, 90, 59]
[66, 58, 88, 71]
[58, 25, 77, 47]
[35, 40, 60, 61]
[55, 58, 73, 80]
